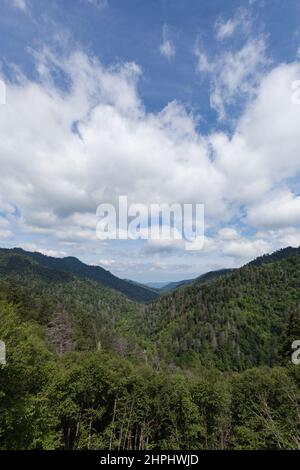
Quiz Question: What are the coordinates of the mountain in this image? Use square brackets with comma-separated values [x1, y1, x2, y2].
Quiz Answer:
[1, 245, 300, 450]
[248, 246, 300, 267]
[0, 248, 158, 303]
[123, 278, 160, 292]
[145, 281, 170, 289]
[139, 247, 300, 370]
[160, 269, 235, 292]
[0, 247, 145, 355]
[159, 279, 194, 291]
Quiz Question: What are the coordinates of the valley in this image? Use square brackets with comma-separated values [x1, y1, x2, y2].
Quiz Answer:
[0, 246, 299, 449]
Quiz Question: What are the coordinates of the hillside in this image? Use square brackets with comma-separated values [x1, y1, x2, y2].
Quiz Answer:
[0, 248, 158, 303]
[140, 247, 300, 370]
[160, 269, 235, 292]
[0, 245, 300, 450]
[1, 245, 299, 371]
[0, 249, 145, 357]
[248, 246, 300, 267]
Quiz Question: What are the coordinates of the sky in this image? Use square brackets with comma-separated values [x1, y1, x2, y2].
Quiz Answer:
[0, 0, 300, 282]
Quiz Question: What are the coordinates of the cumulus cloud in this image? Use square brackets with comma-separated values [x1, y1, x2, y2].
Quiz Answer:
[198, 228, 271, 261]
[0, 48, 228, 241]
[217, 231, 270, 260]
[0, 43, 300, 276]
[257, 228, 300, 249]
[247, 191, 300, 228]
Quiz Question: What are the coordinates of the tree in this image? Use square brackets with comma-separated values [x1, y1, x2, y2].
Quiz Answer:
[47, 309, 75, 357]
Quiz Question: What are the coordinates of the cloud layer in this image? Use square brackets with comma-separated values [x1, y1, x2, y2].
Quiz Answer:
[1, 6, 300, 279]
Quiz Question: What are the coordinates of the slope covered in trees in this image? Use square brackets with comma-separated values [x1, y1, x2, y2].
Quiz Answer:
[0, 248, 158, 303]
[160, 269, 235, 292]
[0, 246, 300, 449]
[141, 248, 300, 370]
[0, 252, 145, 359]
[1, 297, 300, 450]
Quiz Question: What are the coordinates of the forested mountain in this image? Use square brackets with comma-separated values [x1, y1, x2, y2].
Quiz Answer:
[0, 246, 300, 450]
[141, 247, 300, 370]
[0, 248, 158, 303]
[0, 249, 147, 358]
[248, 246, 300, 267]
[160, 269, 235, 292]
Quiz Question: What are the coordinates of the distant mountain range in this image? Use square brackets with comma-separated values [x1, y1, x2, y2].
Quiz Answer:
[2, 246, 299, 307]
[0, 247, 237, 302]
[0, 248, 158, 303]
[145, 281, 171, 289]
[154, 269, 236, 292]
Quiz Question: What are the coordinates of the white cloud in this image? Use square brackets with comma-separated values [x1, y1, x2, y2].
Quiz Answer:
[247, 191, 300, 228]
[98, 258, 115, 267]
[160, 25, 175, 60]
[258, 228, 300, 249]
[0, 45, 300, 275]
[221, 238, 270, 260]
[217, 227, 240, 240]
[196, 37, 268, 119]
[215, 8, 251, 41]
[10, 0, 28, 11]
[160, 40, 175, 60]
[0, 217, 13, 239]
[14, 242, 66, 257]
[37, 248, 66, 257]
[0, 48, 227, 236]
[215, 19, 237, 41]
[200, 229, 271, 261]
[0, 217, 10, 230]
[0, 230, 13, 239]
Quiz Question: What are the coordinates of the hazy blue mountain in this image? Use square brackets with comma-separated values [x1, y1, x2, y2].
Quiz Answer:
[145, 281, 171, 289]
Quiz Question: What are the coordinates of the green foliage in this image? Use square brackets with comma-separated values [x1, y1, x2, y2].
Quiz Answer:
[230, 367, 300, 449]
[0, 301, 60, 449]
[0, 248, 158, 302]
[0, 246, 300, 449]
[141, 253, 300, 370]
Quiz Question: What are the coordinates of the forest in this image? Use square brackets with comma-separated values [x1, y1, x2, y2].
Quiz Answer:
[0, 247, 300, 450]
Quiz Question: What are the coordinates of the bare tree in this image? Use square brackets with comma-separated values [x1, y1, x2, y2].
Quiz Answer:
[46, 309, 75, 356]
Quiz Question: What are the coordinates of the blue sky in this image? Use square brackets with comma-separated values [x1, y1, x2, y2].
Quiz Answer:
[2, 0, 300, 118]
[0, 0, 300, 281]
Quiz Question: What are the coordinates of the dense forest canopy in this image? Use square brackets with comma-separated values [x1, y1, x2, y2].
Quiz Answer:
[0, 246, 300, 449]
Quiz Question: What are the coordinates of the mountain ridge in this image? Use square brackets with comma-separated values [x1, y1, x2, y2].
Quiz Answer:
[1, 244, 300, 449]
[0, 247, 158, 303]
[139, 245, 300, 370]
[159, 268, 236, 292]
